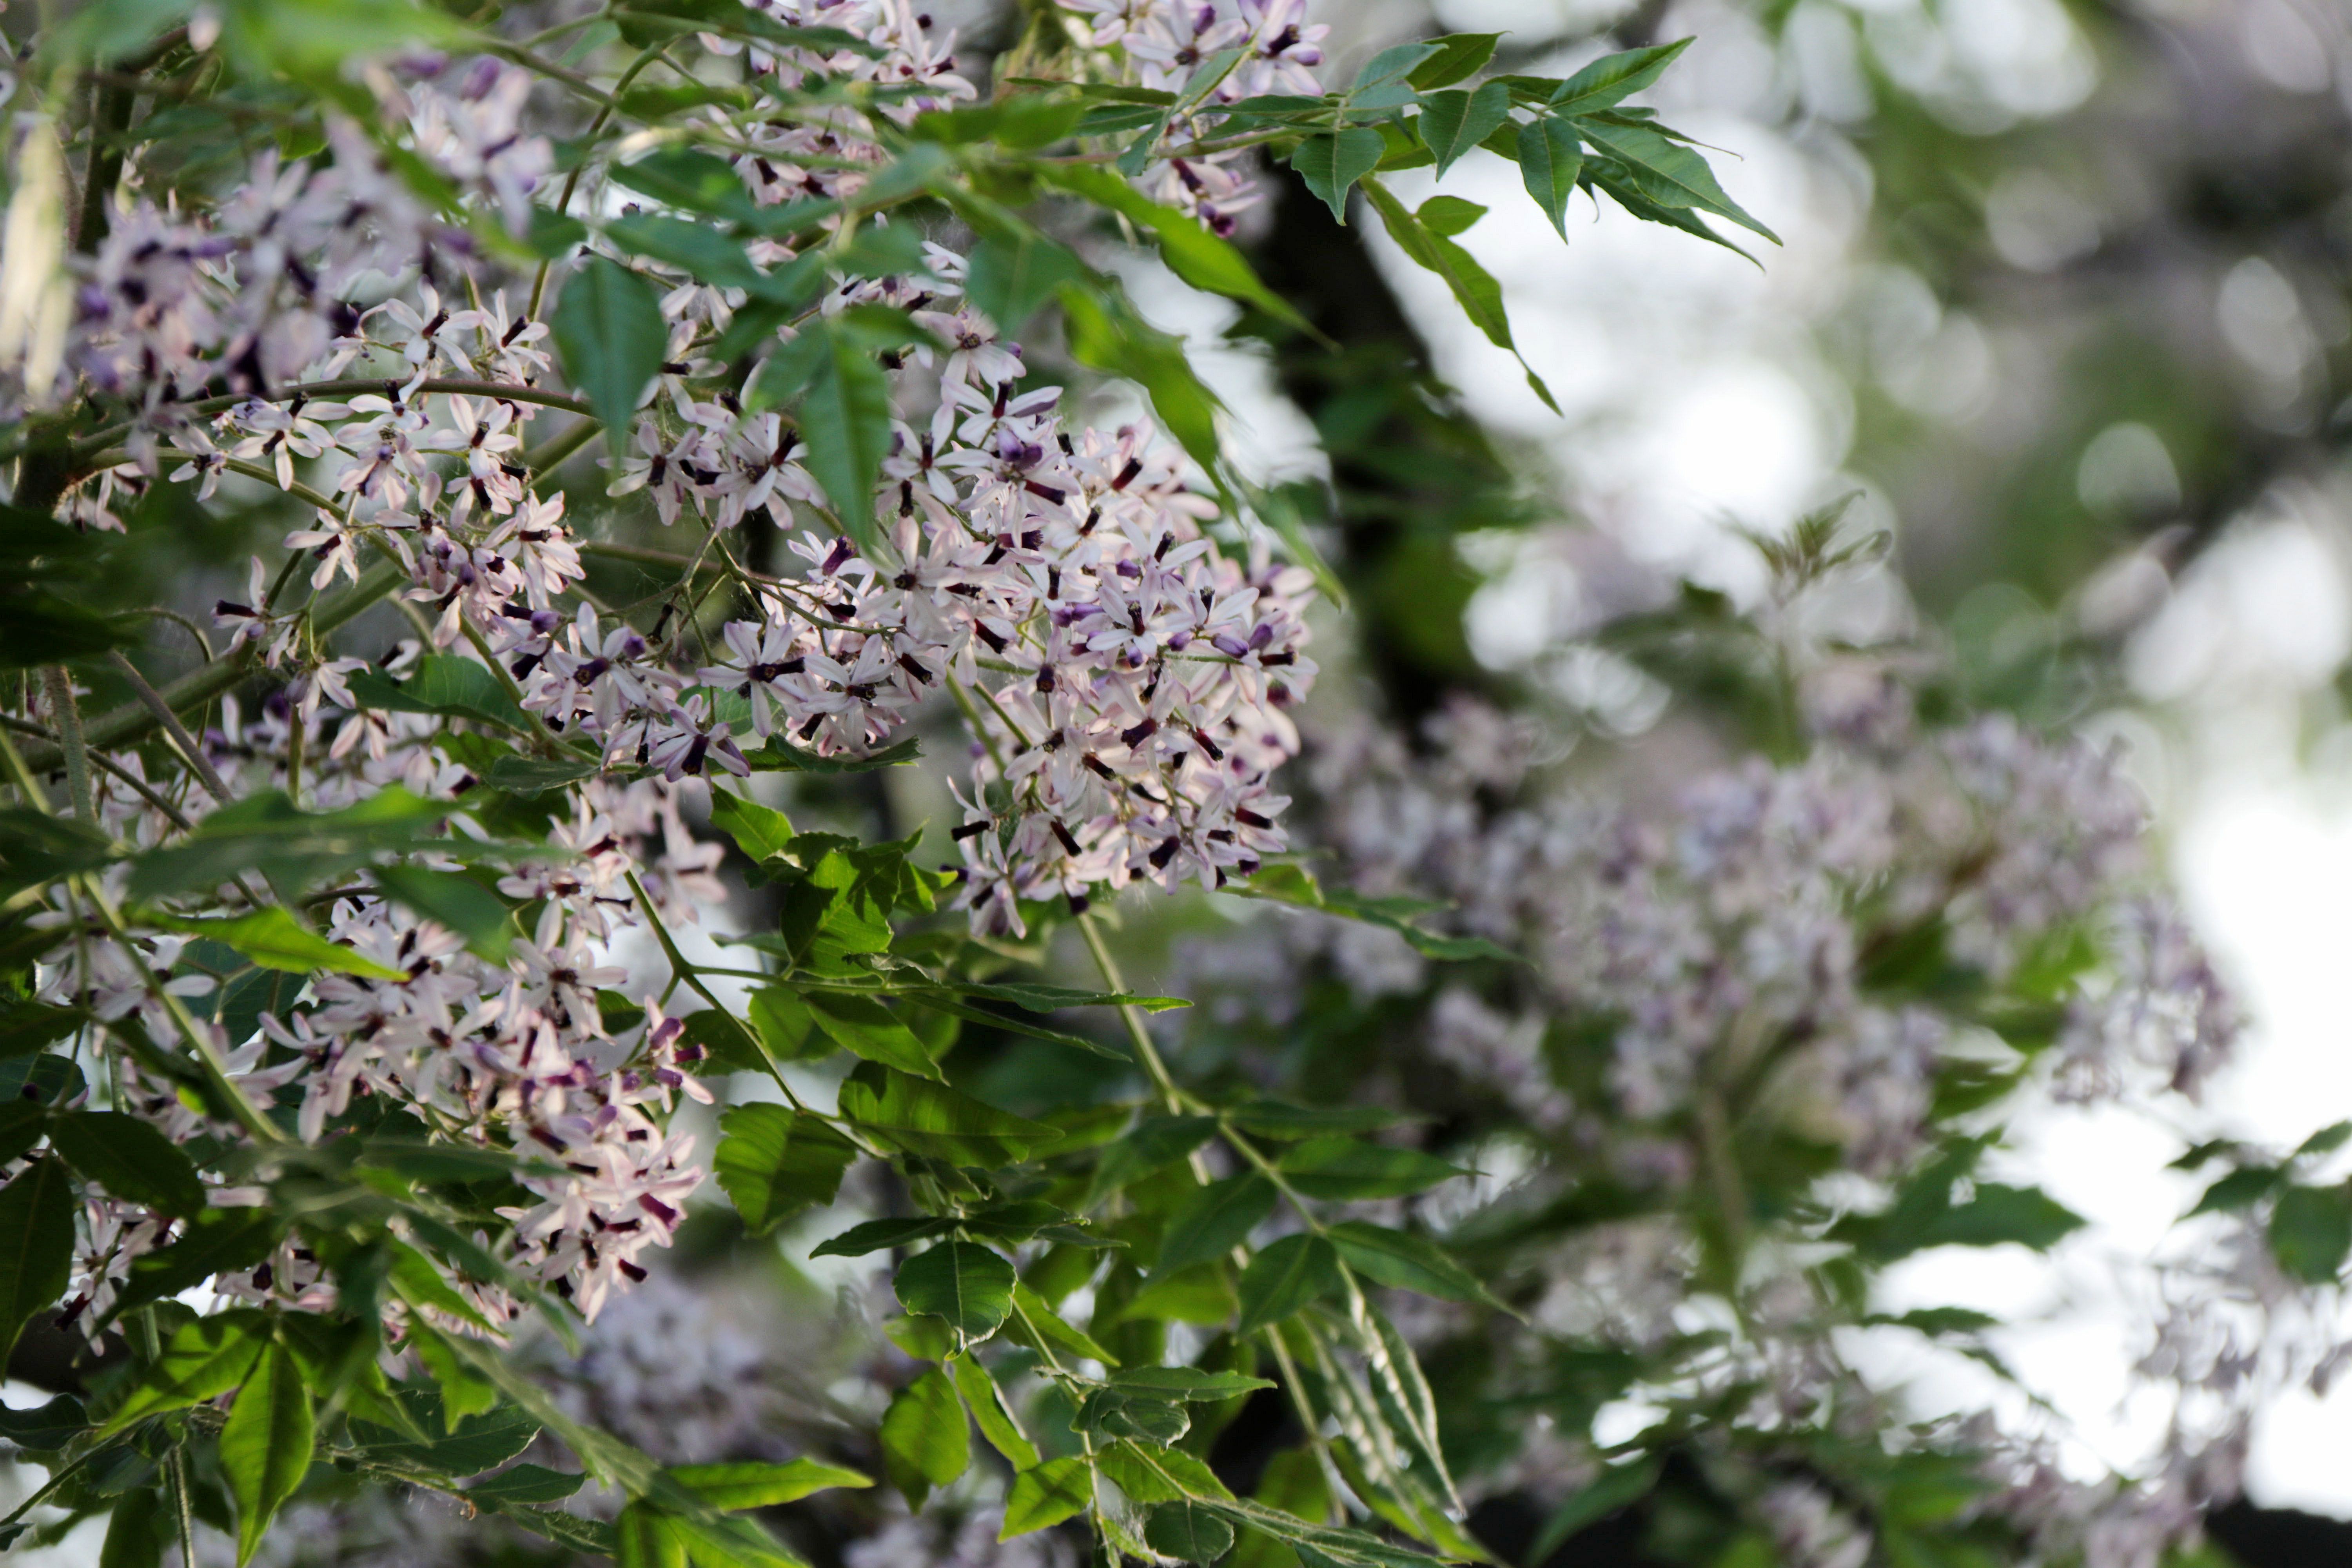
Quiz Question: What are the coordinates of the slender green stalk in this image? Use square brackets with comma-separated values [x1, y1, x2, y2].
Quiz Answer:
[39, 666, 95, 822]
[15, 558, 403, 773]
[107, 649, 235, 805]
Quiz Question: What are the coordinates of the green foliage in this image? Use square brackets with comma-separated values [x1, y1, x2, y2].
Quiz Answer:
[711, 1103, 856, 1235]
[879, 1367, 971, 1508]
[893, 1240, 1018, 1341]
[222, 1342, 316, 1564]
[1003, 1455, 1096, 1537]
[152, 907, 405, 980]
[552, 256, 668, 457]
[0, 1154, 75, 1359]
[1236, 1234, 1343, 1333]
[47, 1109, 207, 1215]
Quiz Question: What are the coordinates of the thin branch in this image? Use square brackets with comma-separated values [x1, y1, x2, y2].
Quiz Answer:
[109, 650, 236, 805]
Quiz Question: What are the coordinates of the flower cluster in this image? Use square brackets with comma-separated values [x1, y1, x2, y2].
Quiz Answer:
[1063, 0, 1330, 234]
[7, 0, 1329, 1353]
[1272, 689, 2236, 1175]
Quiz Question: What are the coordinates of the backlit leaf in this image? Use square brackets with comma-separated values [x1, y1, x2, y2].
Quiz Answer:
[1156, 1174, 1275, 1275]
[894, 1241, 1016, 1341]
[878, 1368, 969, 1508]
[713, 1103, 857, 1235]
[1001, 1455, 1094, 1538]
[222, 1343, 314, 1566]
[0, 1155, 78, 1358]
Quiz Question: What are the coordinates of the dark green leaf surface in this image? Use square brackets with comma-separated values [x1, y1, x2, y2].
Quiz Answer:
[552, 256, 668, 454]
[893, 1240, 1016, 1339]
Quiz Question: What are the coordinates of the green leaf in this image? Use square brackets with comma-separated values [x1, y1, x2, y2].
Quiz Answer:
[886, 1313, 960, 1361]
[744, 987, 821, 1062]
[806, 991, 941, 1080]
[1230, 865, 1519, 964]
[0, 1102, 40, 1167]
[0, 1392, 86, 1452]
[1547, 39, 1693, 115]
[0, 1051, 81, 1108]
[370, 865, 515, 962]
[667, 1459, 873, 1510]
[1326, 1222, 1499, 1308]
[1418, 82, 1510, 178]
[1292, 128, 1385, 223]
[2189, 1164, 2283, 1216]
[1842, 1174, 2085, 1263]
[1236, 1234, 1341, 1334]
[0, 808, 117, 901]
[1107, 1366, 1277, 1403]
[713, 1103, 858, 1235]
[1036, 165, 1311, 333]
[487, 1504, 618, 1558]
[466, 1465, 587, 1506]
[0, 1154, 75, 1359]
[965, 228, 1091, 333]
[1000, 1279, 1121, 1367]
[610, 148, 768, 224]
[1098, 1441, 1235, 1505]
[947, 1353, 1040, 1471]
[1358, 180, 1504, 346]
[1517, 116, 1584, 236]
[1156, 1174, 1276, 1274]
[350, 1388, 540, 1476]
[1408, 33, 1501, 90]
[2300, 1122, 2352, 1160]
[1575, 119, 1777, 242]
[895, 1241, 1016, 1341]
[0, 593, 136, 668]
[1087, 1114, 1219, 1205]
[836, 1062, 1063, 1167]
[223, 1343, 315, 1565]
[553, 256, 668, 456]
[811, 1215, 956, 1258]
[752, 310, 913, 557]
[151, 907, 405, 980]
[879, 1367, 969, 1508]
[2270, 1184, 2352, 1284]
[616, 1503, 690, 1568]
[679, 1007, 768, 1074]
[708, 789, 795, 864]
[1417, 194, 1487, 238]
[481, 754, 599, 793]
[1111, 1264, 1236, 1329]
[1058, 283, 1224, 478]
[346, 656, 536, 735]
[47, 1109, 207, 1216]
[1149, 1501, 1237, 1564]
[1277, 1139, 1463, 1200]
[0, 1002, 85, 1060]
[1001, 1455, 1094, 1538]
[606, 212, 771, 291]
[103, 1310, 270, 1435]
[745, 734, 924, 773]
[1354, 42, 1441, 94]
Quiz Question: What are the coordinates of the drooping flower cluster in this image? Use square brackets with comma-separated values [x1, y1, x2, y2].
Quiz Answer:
[28, 665, 729, 1326]
[1269, 687, 2237, 1176]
